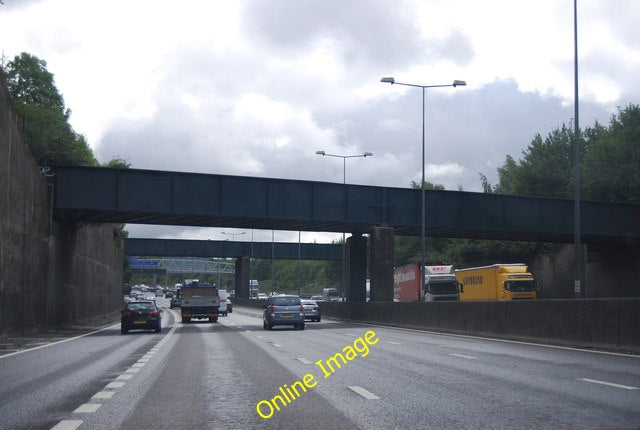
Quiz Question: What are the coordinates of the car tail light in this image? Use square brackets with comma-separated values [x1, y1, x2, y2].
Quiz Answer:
[149, 310, 159, 316]
[300, 305, 305, 312]
[313, 306, 319, 311]
[267, 305, 275, 314]
[122, 310, 132, 317]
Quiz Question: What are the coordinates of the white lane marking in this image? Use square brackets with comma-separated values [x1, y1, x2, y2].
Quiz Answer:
[138, 358, 149, 363]
[51, 420, 83, 430]
[92, 391, 115, 399]
[73, 403, 101, 413]
[116, 374, 134, 380]
[272, 343, 282, 348]
[344, 321, 640, 359]
[579, 378, 639, 390]
[296, 357, 312, 364]
[1, 324, 120, 359]
[387, 341, 402, 345]
[131, 362, 145, 368]
[124, 367, 140, 373]
[348, 386, 380, 400]
[449, 353, 477, 360]
[106, 382, 125, 388]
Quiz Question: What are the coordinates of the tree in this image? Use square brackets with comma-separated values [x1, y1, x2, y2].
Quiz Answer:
[582, 104, 640, 203]
[5, 52, 97, 166]
[494, 126, 577, 198]
[104, 157, 132, 168]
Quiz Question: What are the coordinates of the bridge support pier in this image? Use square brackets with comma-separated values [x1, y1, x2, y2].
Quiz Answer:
[345, 234, 367, 302]
[234, 256, 250, 298]
[370, 226, 394, 301]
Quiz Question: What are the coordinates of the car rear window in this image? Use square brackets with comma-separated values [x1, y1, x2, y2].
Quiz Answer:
[273, 297, 300, 306]
[128, 302, 155, 311]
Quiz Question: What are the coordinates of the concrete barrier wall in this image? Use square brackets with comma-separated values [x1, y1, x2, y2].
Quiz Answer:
[0, 70, 124, 336]
[317, 299, 640, 353]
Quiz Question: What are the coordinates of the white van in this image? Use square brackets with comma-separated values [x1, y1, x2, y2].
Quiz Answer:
[218, 289, 229, 316]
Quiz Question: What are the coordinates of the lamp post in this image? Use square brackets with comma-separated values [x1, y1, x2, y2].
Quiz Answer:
[221, 231, 246, 241]
[380, 76, 465, 297]
[315, 150, 373, 297]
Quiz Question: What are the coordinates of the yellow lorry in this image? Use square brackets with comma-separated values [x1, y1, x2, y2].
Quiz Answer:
[455, 264, 537, 301]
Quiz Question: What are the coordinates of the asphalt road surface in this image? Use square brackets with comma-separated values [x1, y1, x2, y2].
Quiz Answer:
[1, 299, 639, 429]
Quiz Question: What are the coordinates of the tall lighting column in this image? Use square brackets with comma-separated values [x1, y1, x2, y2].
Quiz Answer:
[380, 77, 466, 297]
[573, 0, 582, 298]
[315, 150, 373, 297]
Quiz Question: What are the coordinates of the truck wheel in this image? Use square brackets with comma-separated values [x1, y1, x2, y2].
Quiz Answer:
[182, 317, 190, 323]
[121, 326, 128, 334]
[209, 317, 218, 323]
[155, 325, 161, 333]
[300, 323, 305, 330]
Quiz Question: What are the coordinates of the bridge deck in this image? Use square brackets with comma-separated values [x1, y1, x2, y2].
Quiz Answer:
[51, 166, 640, 244]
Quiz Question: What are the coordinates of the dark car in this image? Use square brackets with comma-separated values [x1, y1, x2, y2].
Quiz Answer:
[121, 301, 162, 334]
[170, 297, 181, 309]
[263, 295, 305, 330]
[301, 299, 321, 322]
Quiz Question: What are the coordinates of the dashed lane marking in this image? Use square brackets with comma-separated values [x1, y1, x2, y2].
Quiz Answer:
[105, 382, 126, 388]
[116, 374, 134, 380]
[348, 386, 380, 400]
[296, 357, 312, 364]
[449, 353, 477, 360]
[50, 420, 83, 430]
[73, 403, 101, 413]
[91, 391, 115, 399]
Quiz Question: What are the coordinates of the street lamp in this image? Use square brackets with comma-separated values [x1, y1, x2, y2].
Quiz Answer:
[316, 150, 373, 297]
[315, 151, 373, 184]
[221, 231, 246, 241]
[380, 76, 466, 298]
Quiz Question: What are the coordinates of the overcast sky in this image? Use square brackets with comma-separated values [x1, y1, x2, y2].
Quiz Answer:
[2, 0, 639, 243]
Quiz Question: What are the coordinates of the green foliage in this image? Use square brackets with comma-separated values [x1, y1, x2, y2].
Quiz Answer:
[582, 105, 640, 203]
[492, 104, 639, 204]
[6, 52, 97, 166]
[495, 126, 577, 198]
[104, 157, 132, 168]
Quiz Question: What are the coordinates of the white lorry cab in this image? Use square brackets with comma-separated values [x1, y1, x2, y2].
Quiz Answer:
[218, 289, 229, 316]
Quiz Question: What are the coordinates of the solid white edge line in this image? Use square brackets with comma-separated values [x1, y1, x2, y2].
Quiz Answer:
[1, 323, 120, 359]
[348, 386, 380, 400]
[50, 420, 83, 430]
[343, 321, 640, 359]
[3, 304, 178, 360]
[579, 378, 639, 390]
[449, 353, 477, 359]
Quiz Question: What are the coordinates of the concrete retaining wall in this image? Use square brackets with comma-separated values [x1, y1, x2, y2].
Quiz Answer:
[236, 296, 640, 353]
[0, 70, 124, 336]
[313, 299, 640, 353]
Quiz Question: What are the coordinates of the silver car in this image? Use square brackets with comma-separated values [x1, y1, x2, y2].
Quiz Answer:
[262, 295, 305, 330]
[301, 299, 321, 322]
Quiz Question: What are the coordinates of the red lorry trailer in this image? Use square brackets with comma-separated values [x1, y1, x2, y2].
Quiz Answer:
[393, 263, 462, 302]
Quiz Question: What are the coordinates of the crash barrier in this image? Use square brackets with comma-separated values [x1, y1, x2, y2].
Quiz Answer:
[234, 297, 640, 353]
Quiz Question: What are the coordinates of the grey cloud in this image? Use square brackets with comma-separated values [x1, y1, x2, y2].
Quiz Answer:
[241, 0, 473, 68]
